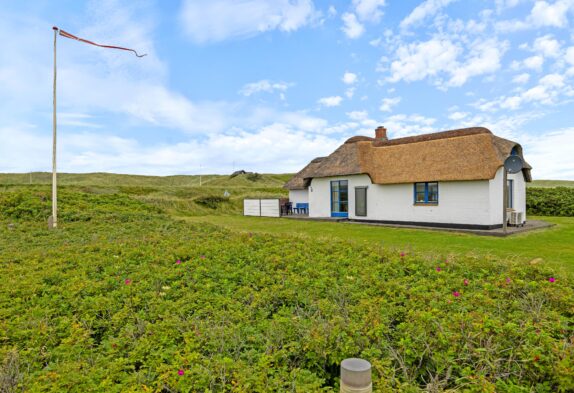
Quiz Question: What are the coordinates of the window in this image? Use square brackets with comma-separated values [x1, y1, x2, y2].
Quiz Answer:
[355, 187, 367, 217]
[511, 147, 518, 156]
[414, 182, 439, 204]
[507, 179, 514, 208]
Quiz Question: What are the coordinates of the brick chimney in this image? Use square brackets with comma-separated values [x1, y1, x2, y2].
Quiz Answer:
[375, 126, 388, 141]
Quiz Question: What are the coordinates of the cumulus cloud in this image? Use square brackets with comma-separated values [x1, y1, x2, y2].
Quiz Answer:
[512, 73, 531, 84]
[383, 114, 437, 138]
[474, 73, 572, 112]
[179, 0, 317, 44]
[532, 35, 562, 58]
[387, 38, 461, 83]
[353, 0, 387, 22]
[497, 0, 574, 31]
[0, 123, 343, 174]
[341, 12, 365, 38]
[400, 0, 457, 29]
[379, 97, 401, 112]
[448, 111, 469, 121]
[447, 39, 509, 87]
[342, 72, 358, 84]
[318, 95, 343, 107]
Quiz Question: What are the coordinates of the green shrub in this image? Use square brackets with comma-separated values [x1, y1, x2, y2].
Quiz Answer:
[246, 172, 262, 182]
[527, 187, 574, 217]
[1, 189, 573, 392]
[193, 195, 230, 209]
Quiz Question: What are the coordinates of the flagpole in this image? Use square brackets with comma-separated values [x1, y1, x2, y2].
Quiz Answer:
[50, 26, 58, 229]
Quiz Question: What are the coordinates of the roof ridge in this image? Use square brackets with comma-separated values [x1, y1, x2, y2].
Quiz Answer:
[372, 127, 492, 147]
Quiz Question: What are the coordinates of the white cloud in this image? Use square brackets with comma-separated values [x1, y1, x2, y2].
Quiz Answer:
[345, 87, 356, 98]
[476, 73, 571, 112]
[400, 0, 456, 29]
[318, 95, 343, 107]
[341, 12, 365, 39]
[239, 80, 293, 96]
[496, 0, 574, 31]
[383, 114, 437, 138]
[524, 55, 545, 71]
[530, 0, 573, 28]
[353, 0, 387, 22]
[179, 0, 317, 44]
[565, 46, 574, 65]
[533, 35, 561, 58]
[387, 38, 461, 83]
[0, 123, 343, 175]
[379, 97, 401, 112]
[512, 73, 531, 84]
[347, 110, 369, 121]
[342, 72, 358, 84]
[448, 111, 469, 120]
[447, 39, 508, 87]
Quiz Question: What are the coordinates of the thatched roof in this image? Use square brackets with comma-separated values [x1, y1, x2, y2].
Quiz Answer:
[284, 127, 532, 190]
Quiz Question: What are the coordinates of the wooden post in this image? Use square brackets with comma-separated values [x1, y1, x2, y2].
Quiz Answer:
[49, 27, 58, 229]
[341, 358, 372, 393]
[503, 169, 507, 234]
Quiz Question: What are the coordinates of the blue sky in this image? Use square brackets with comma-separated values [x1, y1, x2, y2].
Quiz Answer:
[1, 0, 573, 179]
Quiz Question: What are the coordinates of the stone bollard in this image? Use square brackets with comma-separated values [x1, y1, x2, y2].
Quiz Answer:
[340, 358, 372, 393]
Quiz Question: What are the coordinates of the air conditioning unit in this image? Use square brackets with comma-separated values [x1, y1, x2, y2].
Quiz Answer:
[509, 211, 523, 226]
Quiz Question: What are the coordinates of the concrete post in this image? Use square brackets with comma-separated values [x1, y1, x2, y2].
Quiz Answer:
[340, 358, 372, 393]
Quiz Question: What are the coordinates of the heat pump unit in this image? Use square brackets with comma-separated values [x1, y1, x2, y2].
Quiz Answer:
[509, 211, 523, 226]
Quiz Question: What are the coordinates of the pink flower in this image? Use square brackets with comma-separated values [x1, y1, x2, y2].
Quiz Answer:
[200, 255, 206, 259]
[452, 291, 461, 297]
[178, 369, 185, 376]
[436, 267, 441, 272]
[445, 259, 449, 265]
[463, 279, 469, 286]
[506, 277, 511, 284]
[400, 252, 405, 257]
[548, 277, 556, 283]
[124, 279, 131, 285]
[176, 259, 182, 265]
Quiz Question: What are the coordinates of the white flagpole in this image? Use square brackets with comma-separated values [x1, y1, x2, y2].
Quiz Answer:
[50, 26, 58, 229]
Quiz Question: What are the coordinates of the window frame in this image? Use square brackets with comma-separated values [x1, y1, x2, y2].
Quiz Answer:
[413, 182, 439, 205]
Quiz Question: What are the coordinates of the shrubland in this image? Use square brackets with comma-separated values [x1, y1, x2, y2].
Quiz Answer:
[526, 187, 574, 217]
[1, 187, 573, 392]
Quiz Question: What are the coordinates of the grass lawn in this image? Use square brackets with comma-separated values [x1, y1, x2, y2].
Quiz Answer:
[183, 215, 574, 275]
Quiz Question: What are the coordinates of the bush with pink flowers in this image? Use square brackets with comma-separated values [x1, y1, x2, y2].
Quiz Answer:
[1, 188, 573, 392]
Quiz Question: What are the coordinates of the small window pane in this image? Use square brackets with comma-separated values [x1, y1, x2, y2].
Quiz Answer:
[331, 182, 339, 191]
[428, 182, 438, 203]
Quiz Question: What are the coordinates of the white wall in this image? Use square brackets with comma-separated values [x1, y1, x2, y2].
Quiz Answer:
[310, 175, 500, 226]
[489, 167, 527, 225]
[289, 189, 309, 205]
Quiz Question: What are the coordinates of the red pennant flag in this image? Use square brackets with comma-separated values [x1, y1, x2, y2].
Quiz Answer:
[53, 26, 147, 57]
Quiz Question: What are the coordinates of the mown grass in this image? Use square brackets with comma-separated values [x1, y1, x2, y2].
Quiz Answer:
[1, 188, 572, 392]
[183, 215, 574, 275]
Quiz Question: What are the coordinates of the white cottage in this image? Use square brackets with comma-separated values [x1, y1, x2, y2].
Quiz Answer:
[284, 127, 531, 230]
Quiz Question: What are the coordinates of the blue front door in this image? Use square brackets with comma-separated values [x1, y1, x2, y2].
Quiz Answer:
[331, 180, 348, 217]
